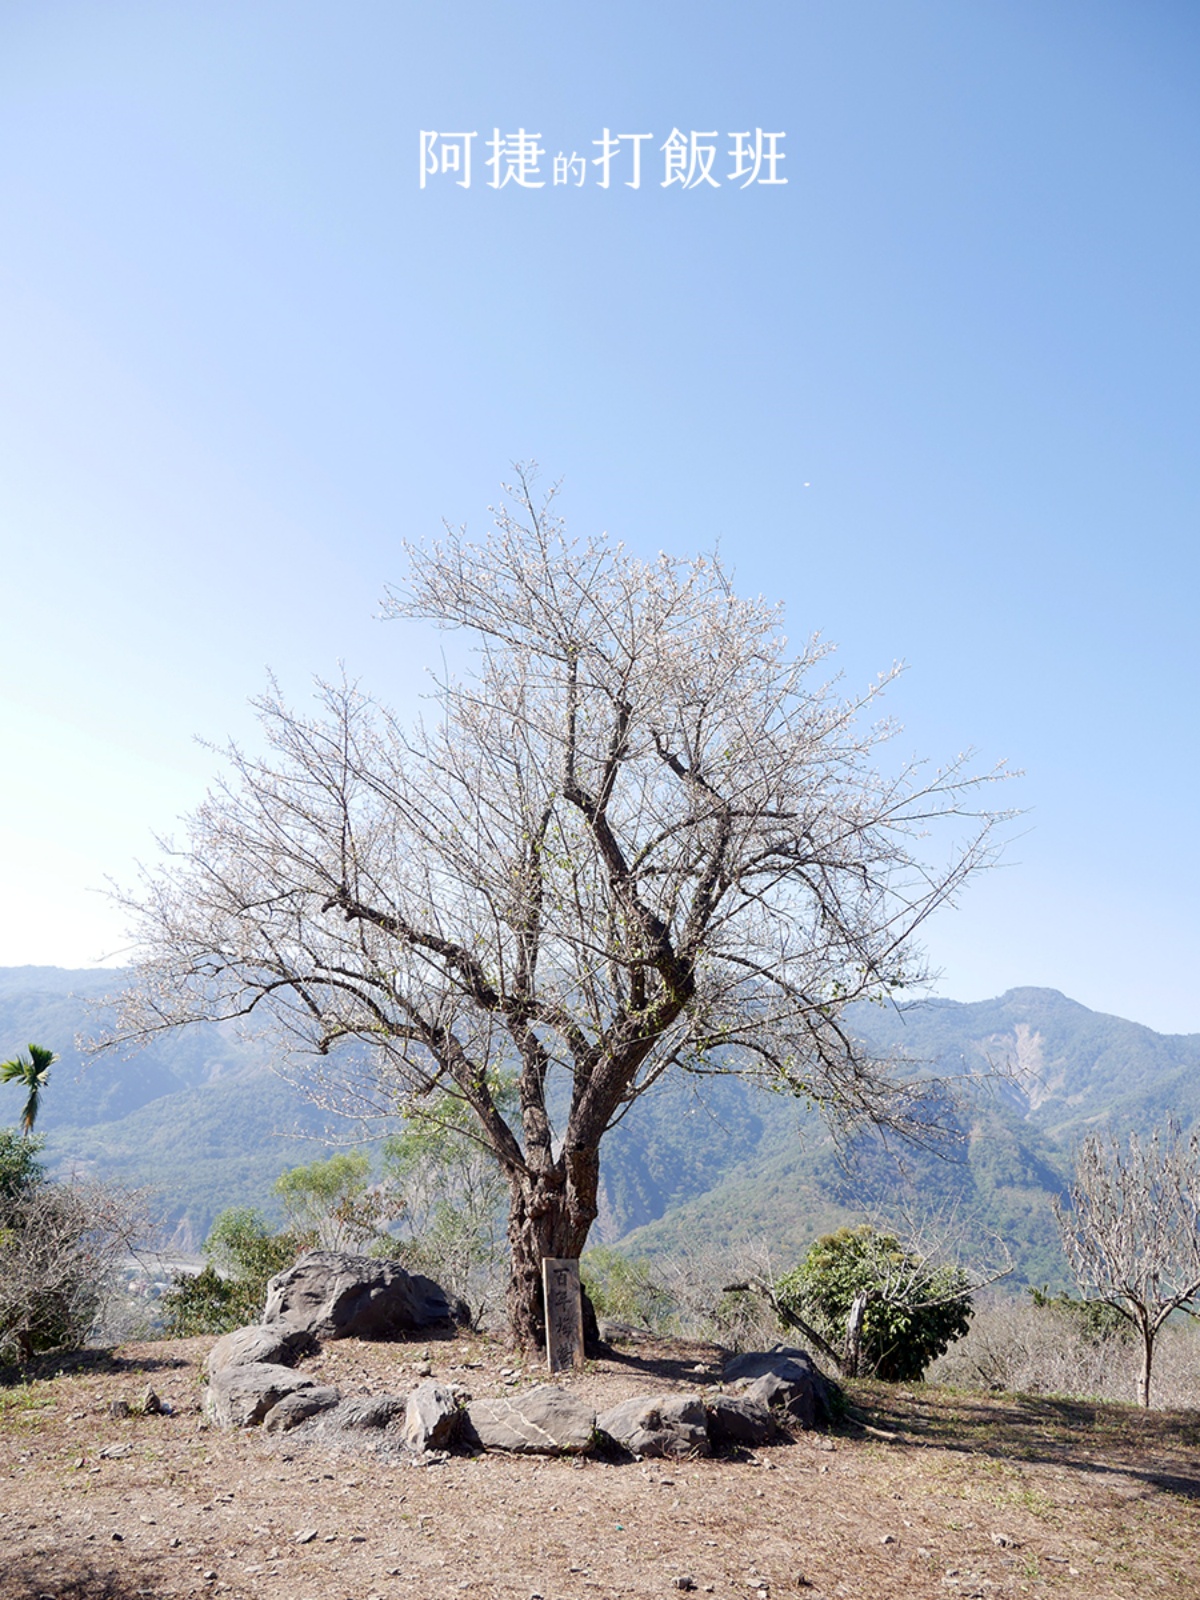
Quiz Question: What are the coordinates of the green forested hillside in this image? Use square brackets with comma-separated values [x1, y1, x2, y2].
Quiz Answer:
[0, 967, 331, 1247]
[2, 968, 1197, 1278]
[609, 987, 1200, 1286]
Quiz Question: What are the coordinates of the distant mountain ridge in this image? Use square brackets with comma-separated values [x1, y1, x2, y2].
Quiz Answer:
[1, 968, 1196, 1279]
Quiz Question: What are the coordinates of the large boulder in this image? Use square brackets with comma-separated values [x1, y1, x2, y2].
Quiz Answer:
[204, 1361, 335, 1429]
[262, 1250, 463, 1340]
[203, 1323, 317, 1378]
[704, 1394, 776, 1449]
[597, 1394, 711, 1459]
[463, 1385, 596, 1455]
[722, 1347, 834, 1430]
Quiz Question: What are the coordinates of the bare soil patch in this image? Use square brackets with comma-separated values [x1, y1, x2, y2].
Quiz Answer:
[2, 1331, 1196, 1600]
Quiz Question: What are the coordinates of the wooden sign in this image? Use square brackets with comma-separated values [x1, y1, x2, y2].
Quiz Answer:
[542, 1257, 585, 1373]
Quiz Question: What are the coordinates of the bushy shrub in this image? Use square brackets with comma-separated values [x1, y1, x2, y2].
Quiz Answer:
[774, 1224, 973, 1380]
[161, 1207, 302, 1336]
[0, 1131, 148, 1365]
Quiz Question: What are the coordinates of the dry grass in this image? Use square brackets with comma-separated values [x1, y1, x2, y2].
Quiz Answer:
[1, 1329, 1197, 1600]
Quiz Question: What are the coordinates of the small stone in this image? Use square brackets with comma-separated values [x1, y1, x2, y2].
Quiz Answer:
[294, 1528, 317, 1544]
[169, 1537, 182, 1548]
[109, 1400, 130, 1419]
[202, 1571, 217, 1582]
[141, 1386, 163, 1415]
[674, 1577, 698, 1591]
[415, 1360, 433, 1377]
[991, 1534, 1017, 1548]
[99, 1443, 133, 1459]
[881, 1534, 897, 1545]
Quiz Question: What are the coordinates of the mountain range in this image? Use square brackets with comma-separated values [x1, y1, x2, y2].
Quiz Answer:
[2, 967, 1197, 1286]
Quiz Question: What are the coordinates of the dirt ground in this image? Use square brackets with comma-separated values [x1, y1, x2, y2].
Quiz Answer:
[2, 1329, 1197, 1600]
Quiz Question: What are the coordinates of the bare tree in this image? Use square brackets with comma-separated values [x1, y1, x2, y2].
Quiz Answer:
[1053, 1120, 1200, 1406]
[103, 472, 1007, 1349]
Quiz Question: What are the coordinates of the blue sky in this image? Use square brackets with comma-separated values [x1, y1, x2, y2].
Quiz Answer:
[1, 1, 1197, 1032]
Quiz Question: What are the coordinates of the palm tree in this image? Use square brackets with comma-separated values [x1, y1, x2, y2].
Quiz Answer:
[0, 1045, 56, 1135]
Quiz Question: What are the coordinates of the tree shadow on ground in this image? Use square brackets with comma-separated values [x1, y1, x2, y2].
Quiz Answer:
[0, 1346, 192, 1389]
[847, 1380, 1200, 1501]
[599, 1335, 725, 1387]
[2, 1554, 166, 1599]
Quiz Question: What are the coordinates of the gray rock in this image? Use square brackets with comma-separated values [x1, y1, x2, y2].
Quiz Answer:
[203, 1323, 318, 1377]
[403, 1381, 461, 1452]
[261, 1386, 342, 1433]
[262, 1250, 464, 1340]
[704, 1393, 776, 1448]
[722, 1347, 834, 1430]
[317, 1393, 409, 1431]
[204, 1361, 325, 1429]
[597, 1394, 711, 1459]
[463, 1385, 596, 1454]
[596, 1318, 650, 1344]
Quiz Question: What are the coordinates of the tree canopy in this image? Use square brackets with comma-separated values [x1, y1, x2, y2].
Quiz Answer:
[108, 473, 1006, 1346]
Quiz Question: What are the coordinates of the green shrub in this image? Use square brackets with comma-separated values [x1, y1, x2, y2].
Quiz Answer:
[161, 1207, 302, 1337]
[580, 1247, 675, 1332]
[775, 1224, 973, 1381]
[273, 1152, 404, 1252]
[0, 1128, 45, 1203]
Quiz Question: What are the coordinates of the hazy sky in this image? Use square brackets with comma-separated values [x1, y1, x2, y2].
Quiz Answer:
[2, 2, 1197, 1032]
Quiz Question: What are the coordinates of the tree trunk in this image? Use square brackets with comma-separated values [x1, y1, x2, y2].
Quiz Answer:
[505, 1153, 599, 1352]
[1137, 1324, 1154, 1408]
[843, 1291, 870, 1378]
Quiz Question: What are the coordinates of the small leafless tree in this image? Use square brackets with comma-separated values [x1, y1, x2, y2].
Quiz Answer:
[102, 471, 1008, 1350]
[1054, 1120, 1200, 1407]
